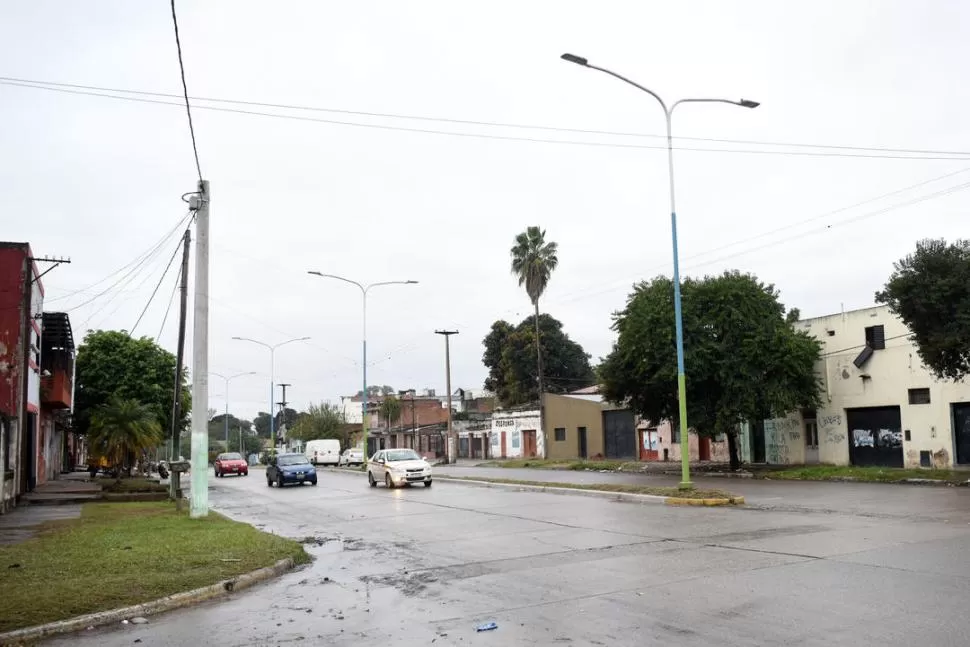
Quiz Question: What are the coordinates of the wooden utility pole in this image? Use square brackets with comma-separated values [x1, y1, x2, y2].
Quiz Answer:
[435, 330, 458, 463]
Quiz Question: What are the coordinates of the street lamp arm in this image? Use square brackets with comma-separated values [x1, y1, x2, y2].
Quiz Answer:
[229, 371, 258, 381]
[231, 336, 271, 351]
[272, 336, 311, 351]
[585, 63, 669, 114]
[307, 271, 364, 293]
[671, 97, 760, 115]
[363, 280, 419, 295]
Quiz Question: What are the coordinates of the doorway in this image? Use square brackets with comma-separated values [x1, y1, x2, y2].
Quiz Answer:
[698, 437, 711, 461]
[500, 432, 507, 458]
[750, 420, 766, 463]
[804, 417, 820, 464]
[522, 430, 537, 458]
[578, 427, 588, 459]
[847, 406, 903, 467]
[954, 403, 970, 465]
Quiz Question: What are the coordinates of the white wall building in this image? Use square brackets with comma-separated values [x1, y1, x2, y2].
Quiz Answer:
[749, 305, 970, 468]
[339, 396, 363, 424]
[490, 406, 543, 459]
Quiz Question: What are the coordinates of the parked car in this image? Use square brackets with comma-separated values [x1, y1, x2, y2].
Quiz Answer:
[339, 448, 365, 466]
[367, 448, 432, 488]
[214, 452, 249, 478]
[305, 438, 341, 466]
[267, 453, 317, 487]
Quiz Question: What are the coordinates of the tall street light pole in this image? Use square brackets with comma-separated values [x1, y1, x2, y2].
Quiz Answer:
[231, 336, 310, 454]
[560, 53, 758, 489]
[209, 371, 256, 449]
[307, 272, 418, 461]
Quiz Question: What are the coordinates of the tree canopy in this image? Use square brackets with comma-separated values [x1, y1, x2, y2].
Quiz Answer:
[378, 396, 402, 429]
[87, 396, 164, 478]
[875, 238, 970, 381]
[287, 402, 347, 443]
[599, 271, 821, 468]
[483, 314, 596, 407]
[253, 409, 299, 438]
[74, 330, 190, 437]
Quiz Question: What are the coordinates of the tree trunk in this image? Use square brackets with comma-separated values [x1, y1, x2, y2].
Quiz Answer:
[727, 431, 741, 471]
[533, 301, 544, 399]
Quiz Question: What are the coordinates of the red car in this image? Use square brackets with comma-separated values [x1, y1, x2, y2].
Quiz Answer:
[214, 452, 249, 477]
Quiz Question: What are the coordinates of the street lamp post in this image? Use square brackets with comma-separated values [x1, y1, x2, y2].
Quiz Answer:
[231, 336, 310, 454]
[307, 272, 418, 461]
[209, 371, 257, 450]
[561, 53, 758, 489]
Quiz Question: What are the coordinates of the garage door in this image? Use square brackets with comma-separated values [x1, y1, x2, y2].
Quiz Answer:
[847, 406, 903, 468]
[603, 410, 637, 459]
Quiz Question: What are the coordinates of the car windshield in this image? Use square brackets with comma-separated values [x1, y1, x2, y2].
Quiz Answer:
[385, 449, 421, 462]
[278, 455, 310, 466]
[220, 453, 243, 461]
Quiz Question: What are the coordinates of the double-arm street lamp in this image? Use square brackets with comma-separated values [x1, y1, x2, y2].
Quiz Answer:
[230, 336, 310, 453]
[561, 53, 758, 489]
[209, 371, 257, 449]
[307, 271, 418, 459]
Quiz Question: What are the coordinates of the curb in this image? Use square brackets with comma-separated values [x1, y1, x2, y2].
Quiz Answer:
[433, 476, 669, 505]
[665, 496, 745, 507]
[0, 558, 297, 646]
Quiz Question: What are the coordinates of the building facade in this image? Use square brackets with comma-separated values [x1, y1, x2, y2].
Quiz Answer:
[490, 406, 542, 459]
[0, 243, 44, 512]
[544, 392, 638, 460]
[747, 305, 970, 468]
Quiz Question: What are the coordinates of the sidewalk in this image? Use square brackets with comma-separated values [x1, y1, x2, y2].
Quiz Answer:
[21, 473, 103, 506]
[0, 505, 81, 545]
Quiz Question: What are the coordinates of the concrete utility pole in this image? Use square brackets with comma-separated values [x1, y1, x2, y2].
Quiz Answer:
[435, 330, 458, 463]
[190, 179, 210, 518]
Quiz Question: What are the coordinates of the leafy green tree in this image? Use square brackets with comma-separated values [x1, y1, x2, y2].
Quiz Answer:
[600, 271, 821, 470]
[88, 397, 164, 479]
[208, 414, 252, 441]
[378, 396, 402, 430]
[253, 409, 298, 438]
[483, 314, 595, 407]
[511, 226, 559, 405]
[875, 238, 970, 380]
[227, 432, 263, 456]
[74, 330, 190, 438]
[288, 402, 346, 443]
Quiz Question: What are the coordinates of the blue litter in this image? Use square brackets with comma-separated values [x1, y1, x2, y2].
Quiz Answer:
[476, 622, 498, 632]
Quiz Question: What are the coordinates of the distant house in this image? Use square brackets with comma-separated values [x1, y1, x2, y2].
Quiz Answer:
[544, 387, 638, 461]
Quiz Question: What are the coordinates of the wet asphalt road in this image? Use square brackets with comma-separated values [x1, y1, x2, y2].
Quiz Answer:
[44, 467, 970, 646]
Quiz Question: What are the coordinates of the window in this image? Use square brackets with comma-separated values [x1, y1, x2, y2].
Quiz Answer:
[511, 431, 520, 449]
[671, 427, 680, 444]
[908, 388, 931, 405]
[554, 428, 566, 442]
[865, 325, 886, 350]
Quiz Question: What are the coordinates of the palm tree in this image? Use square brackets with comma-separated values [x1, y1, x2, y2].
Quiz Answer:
[510, 226, 559, 405]
[379, 396, 402, 433]
[88, 397, 164, 479]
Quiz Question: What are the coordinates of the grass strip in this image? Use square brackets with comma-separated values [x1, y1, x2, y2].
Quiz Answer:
[763, 465, 966, 483]
[0, 501, 309, 633]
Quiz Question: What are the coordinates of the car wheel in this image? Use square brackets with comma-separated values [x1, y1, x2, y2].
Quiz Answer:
[277, 475, 284, 488]
[214, 469, 220, 478]
[368, 472, 376, 488]
[266, 476, 272, 487]
[310, 480, 318, 486]
[385, 474, 394, 489]
[424, 480, 432, 488]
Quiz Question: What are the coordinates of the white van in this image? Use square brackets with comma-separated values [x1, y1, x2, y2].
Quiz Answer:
[305, 439, 341, 466]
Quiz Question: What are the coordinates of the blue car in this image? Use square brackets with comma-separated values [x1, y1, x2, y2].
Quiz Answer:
[267, 453, 318, 487]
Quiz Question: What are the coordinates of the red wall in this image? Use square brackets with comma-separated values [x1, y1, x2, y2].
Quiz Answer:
[0, 244, 28, 417]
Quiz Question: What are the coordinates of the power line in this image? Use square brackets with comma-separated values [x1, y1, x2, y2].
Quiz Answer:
[45, 214, 192, 304]
[130, 230, 185, 336]
[168, 0, 203, 182]
[551, 173, 970, 306]
[3, 79, 969, 162]
[64, 213, 191, 314]
[3, 75, 970, 159]
[158, 262, 182, 340]
[821, 333, 913, 357]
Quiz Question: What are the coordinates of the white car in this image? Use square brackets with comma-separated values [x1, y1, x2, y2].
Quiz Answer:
[367, 449, 432, 488]
[339, 448, 365, 466]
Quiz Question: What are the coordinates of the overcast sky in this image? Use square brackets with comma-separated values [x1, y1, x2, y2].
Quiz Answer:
[3, 1, 969, 422]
